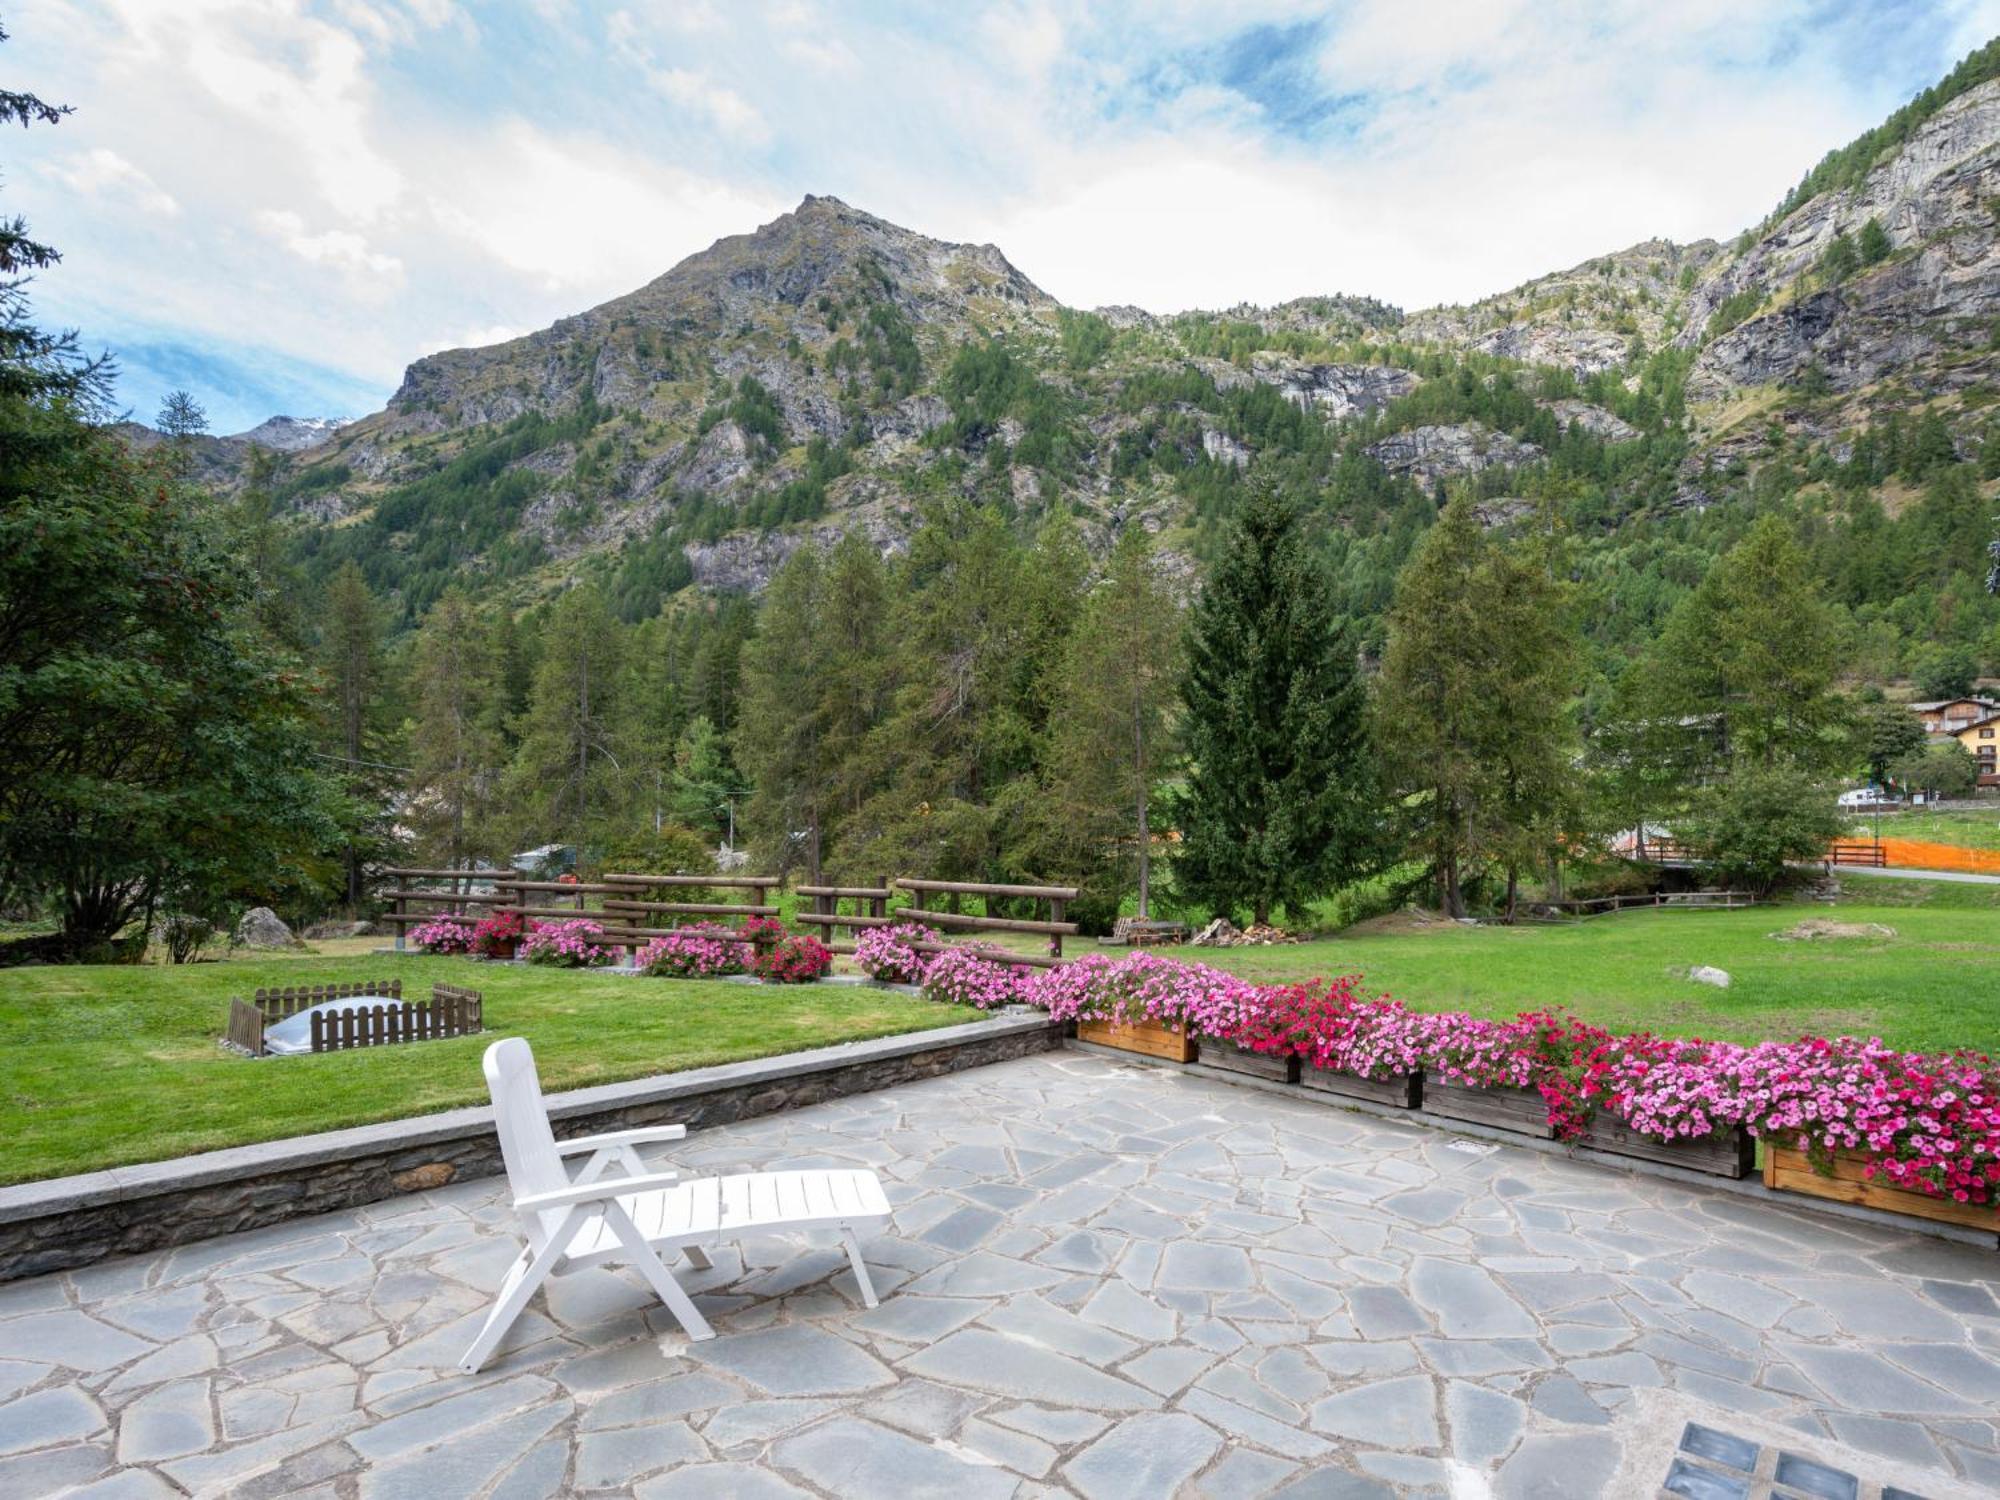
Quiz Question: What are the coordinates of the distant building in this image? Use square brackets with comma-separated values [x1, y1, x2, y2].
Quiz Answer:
[1911, 696, 2000, 736]
[1943, 714, 2000, 787]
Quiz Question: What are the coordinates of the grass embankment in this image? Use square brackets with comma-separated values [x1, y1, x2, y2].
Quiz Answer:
[0, 954, 975, 1187]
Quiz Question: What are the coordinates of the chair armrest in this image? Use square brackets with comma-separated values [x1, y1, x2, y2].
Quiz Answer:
[515, 1171, 683, 1214]
[555, 1124, 687, 1156]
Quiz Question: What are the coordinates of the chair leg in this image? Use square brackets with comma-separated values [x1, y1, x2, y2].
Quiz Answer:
[680, 1244, 713, 1270]
[842, 1229, 879, 1309]
[605, 1207, 714, 1341]
[460, 1220, 578, 1374]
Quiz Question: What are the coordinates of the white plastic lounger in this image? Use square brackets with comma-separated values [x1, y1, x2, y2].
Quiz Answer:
[460, 1036, 892, 1373]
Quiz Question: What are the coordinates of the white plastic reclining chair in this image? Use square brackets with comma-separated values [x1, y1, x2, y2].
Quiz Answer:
[460, 1036, 892, 1373]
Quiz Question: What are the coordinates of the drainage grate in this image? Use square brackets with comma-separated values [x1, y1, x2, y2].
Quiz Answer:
[1662, 1423, 1932, 1500]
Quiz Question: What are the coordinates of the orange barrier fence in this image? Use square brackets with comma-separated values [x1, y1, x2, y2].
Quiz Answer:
[1873, 838, 2000, 875]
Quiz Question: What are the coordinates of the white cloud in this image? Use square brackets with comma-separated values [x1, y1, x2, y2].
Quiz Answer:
[651, 67, 771, 143]
[41, 148, 180, 217]
[256, 210, 405, 281]
[423, 118, 784, 292]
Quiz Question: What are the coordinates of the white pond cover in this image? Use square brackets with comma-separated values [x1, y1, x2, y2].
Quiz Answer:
[261, 996, 400, 1055]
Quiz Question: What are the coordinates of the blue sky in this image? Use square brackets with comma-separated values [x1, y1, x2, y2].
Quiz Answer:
[8, 0, 1999, 433]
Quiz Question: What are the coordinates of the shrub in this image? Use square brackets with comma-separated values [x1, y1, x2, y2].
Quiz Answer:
[752, 933, 831, 983]
[410, 918, 476, 955]
[920, 945, 1032, 1009]
[635, 921, 750, 979]
[521, 918, 616, 968]
[855, 921, 932, 984]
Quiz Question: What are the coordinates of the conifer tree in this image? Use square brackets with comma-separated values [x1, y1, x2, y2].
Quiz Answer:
[407, 589, 504, 867]
[1643, 516, 1850, 776]
[737, 544, 833, 878]
[505, 586, 628, 847]
[1858, 215, 1892, 265]
[850, 501, 1068, 878]
[1173, 484, 1378, 926]
[818, 532, 892, 855]
[1036, 525, 1183, 920]
[320, 561, 394, 907]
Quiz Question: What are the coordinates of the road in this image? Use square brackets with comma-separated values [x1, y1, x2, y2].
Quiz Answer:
[1824, 863, 2000, 886]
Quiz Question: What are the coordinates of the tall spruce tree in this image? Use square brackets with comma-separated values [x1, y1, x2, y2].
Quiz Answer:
[504, 585, 629, 848]
[737, 544, 833, 879]
[1173, 485, 1378, 926]
[1034, 524, 1182, 921]
[818, 531, 892, 867]
[406, 589, 504, 867]
[1643, 515, 1850, 776]
[319, 560, 395, 908]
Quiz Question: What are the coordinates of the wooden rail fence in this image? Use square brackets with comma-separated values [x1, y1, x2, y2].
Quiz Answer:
[1530, 890, 1759, 918]
[792, 878, 1082, 968]
[793, 880, 892, 956]
[378, 868, 781, 958]
[894, 878, 1079, 969]
[381, 867, 1084, 968]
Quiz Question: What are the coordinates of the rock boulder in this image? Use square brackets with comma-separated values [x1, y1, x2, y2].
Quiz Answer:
[234, 907, 304, 951]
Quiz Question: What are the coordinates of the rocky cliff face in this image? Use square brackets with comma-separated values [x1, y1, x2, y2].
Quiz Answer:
[163, 66, 2000, 604]
[1402, 238, 1724, 377]
[1367, 423, 1543, 490]
[1684, 80, 2000, 404]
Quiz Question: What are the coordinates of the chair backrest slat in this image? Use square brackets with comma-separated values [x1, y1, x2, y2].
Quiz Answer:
[482, 1038, 571, 1244]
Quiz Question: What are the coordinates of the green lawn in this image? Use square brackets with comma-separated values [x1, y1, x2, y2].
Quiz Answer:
[1848, 805, 2000, 849]
[1174, 900, 2000, 1053]
[0, 955, 976, 1187]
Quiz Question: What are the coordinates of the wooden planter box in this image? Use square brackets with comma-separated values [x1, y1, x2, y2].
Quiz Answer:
[1422, 1081, 1554, 1139]
[1581, 1120, 1754, 1179]
[1076, 1016, 1196, 1063]
[1764, 1146, 2000, 1233]
[1302, 1067, 1421, 1109]
[1202, 1043, 1299, 1084]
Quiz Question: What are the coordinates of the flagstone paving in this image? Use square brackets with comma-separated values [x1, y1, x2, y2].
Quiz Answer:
[1, 1051, 1997, 1497]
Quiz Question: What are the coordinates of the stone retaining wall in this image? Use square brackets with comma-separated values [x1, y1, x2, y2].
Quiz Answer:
[0, 1012, 1061, 1282]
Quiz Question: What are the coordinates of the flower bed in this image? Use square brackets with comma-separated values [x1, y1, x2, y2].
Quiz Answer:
[919, 945, 1033, 1010]
[856, 922, 933, 985]
[409, 918, 476, 956]
[1013, 955, 1999, 1218]
[471, 911, 524, 960]
[635, 922, 751, 979]
[520, 918, 616, 969]
[751, 933, 832, 984]
[1030, 952, 1262, 1034]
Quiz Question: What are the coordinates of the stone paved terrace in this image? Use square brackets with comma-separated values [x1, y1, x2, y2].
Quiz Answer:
[2, 1052, 1998, 1499]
